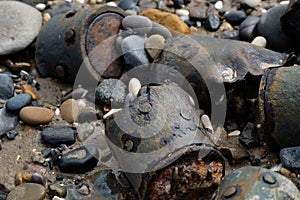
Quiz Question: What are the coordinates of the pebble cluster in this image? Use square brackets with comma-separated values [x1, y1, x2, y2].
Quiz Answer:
[0, 0, 299, 199]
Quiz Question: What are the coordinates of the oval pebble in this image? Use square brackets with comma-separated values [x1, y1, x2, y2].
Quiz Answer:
[244, 0, 261, 7]
[145, 34, 166, 59]
[0, 74, 14, 100]
[251, 36, 267, 48]
[19, 106, 54, 126]
[41, 126, 76, 147]
[0, 1, 42, 55]
[122, 15, 153, 35]
[224, 10, 247, 26]
[6, 93, 32, 112]
[118, 0, 138, 10]
[175, 9, 189, 16]
[60, 99, 80, 124]
[58, 145, 99, 174]
[6, 183, 46, 200]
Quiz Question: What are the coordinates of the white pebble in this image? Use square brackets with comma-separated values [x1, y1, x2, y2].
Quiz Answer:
[128, 78, 141, 98]
[215, 1, 223, 10]
[76, 0, 85, 4]
[175, 9, 189, 16]
[65, 0, 72, 3]
[228, 130, 241, 136]
[280, 0, 290, 5]
[107, 1, 117, 6]
[196, 21, 202, 27]
[244, 0, 261, 7]
[55, 108, 60, 115]
[180, 15, 189, 22]
[35, 3, 46, 11]
[201, 114, 213, 132]
[52, 196, 65, 200]
[251, 36, 267, 48]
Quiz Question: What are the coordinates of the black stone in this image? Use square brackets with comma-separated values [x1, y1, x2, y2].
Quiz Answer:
[204, 13, 221, 31]
[224, 10, 247, 26]
[58, 145, 99, 174]
[239, 16, 260, 41]
[5, 93, 32, 112]
[41, 126, 76, 147]
[239, 122, 260, 148]
[280, 146, 300, 170]
[77, 110, 101, 123]
[173, 0, 185, 8]
[118, 0, 138, 10]
[5, 130, 18, 140]
[281, 0, 300, 42]
[28, 173, 45, 185]
[0, 74, 14, 100]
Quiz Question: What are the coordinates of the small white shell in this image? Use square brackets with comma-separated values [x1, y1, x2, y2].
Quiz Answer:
[251, 36, 267, 48]
[228, 130, 241, 137]
[201, 114, 213, 132]
[128, 78, 141, 98]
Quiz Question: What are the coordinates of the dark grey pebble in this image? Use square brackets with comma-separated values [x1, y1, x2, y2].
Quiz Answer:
[257, 4, 298, 53]
[118, 0, 138, 10]
[121, 35, 150, 70]
[95, 79, 126, 106]
[6, 93, 32, 112]
[204, 13, 221, 31]
[221, 30, 240, 40]
[78, 110, 101, 123]
[148, 22, 173, 39]
[239, 16, 260, 41]
[6, 130, 18, 140]
[28, 173, 45, 185]
[122, 15, 152, 35]
[0, 74, 14, 100]
[41, 126, 76, 147]
[280, 146, 300, 170]
[224, 10, 247, 26]
[58, 145, 99, 174]
[239, 122, 260, 148]
[281, 0, 300, 42]
[0, 108, 18, 137]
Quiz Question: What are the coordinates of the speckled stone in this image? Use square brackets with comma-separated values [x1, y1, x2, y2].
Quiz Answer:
[6, 93, 32, 112]
[6, 183, 46, 200]
[19, 106, 54, 126]
[95, 79, 126, 105]
[0, 74, 14, 100]
[122, 15, 153, 35]
[0, 1, 42, 55]
[60, 99, 80, 123]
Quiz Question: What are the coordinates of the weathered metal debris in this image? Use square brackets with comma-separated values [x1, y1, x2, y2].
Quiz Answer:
[212, 166, 300, 199]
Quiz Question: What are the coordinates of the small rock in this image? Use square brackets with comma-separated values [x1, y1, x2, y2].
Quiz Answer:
[173, 0, 185, 8]
[0, 1, 42, 55]
[61, 87, 88, 102]
[35, 3, 46, 11]
[189, 2, 209, 20]
[224, 10, 247, 26]
[19, 106, 54, 126]
[239, 16, 260, 41]
[140, 8, 190, 34]
[58, 145, 99, 174]
[41, 126, 76, 147]
[95, 79, 126, 105]
[0, 74, 14, 100]
[228, 130, 241, 137]
[28, 173, 45, 186]
[122, 15, 153, 35]
[251, 36, 267, 48]
[118, 0, 138, 10]
[204, 13, 221, 31]
[5, 93, 32, 112]
[60, 99, 80, 123]
[121, 35, 150, 70]
[148, 22, 173, 39]
[280, 146, 300, 170]
[214, 1, 223, 9]
[77, 123, 94, 142]
[49, 183, 67, 198]
[6, 130, 18, 140]
[145, 34, 166, 59]
[78, 109, 101, 123]
[175, 9, 189, 16]
[239, 122, 260, 148]
[77, 185, 89, 195]
[6, 183, 46, 200]
[280, 167, 291, 176]
[0, 108, 18, 137]
[244, 0, 261, 7]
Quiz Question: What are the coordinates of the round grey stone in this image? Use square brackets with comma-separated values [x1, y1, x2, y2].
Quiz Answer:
[0, 1, 42, 55]
[0, 74, 14, 100]
[122, 15, 153, 35]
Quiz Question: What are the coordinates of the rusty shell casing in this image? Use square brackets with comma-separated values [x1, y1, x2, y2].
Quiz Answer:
[258, 65, 300, 149]
[36, 6, 126, 83]
[213, 166, 300, 200]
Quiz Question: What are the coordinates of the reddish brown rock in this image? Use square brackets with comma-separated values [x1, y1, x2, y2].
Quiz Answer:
[19, 106, 54, 125]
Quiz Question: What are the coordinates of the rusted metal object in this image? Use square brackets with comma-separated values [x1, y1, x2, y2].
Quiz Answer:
[105, 83, 225, 199]
[36, 5, 127, 83]
[213, 166, 300, 199]
[258, 65, 300, 149]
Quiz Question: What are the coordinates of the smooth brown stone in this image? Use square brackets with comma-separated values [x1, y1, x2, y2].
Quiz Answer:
[6, 183, 46, 200]
[140, 8, 190, 34]
[19, 106, 54, 125]
[60, 99, 80, 123]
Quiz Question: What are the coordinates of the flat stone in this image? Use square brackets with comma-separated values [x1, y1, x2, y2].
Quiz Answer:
[77, 123, 94, 142]
[122, 15, 153, 35]
[280, 146, 300, 169]
[145, 34, 166, 59]
[224, 10, 247, 26]
[6, 183, 46, 200]
[121, 35, 150, 70]
[58, 145, 99, 174]
[41, 126, 76, 147]
[0, 74, 14, 100]
[5, 93, 32, 112]
[0, 1, 42, 55]
[19, 106, 54, 126]
[0, 108, 18, 137]
[140, 8, 190, 34]
[60, 99, 80, 123]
